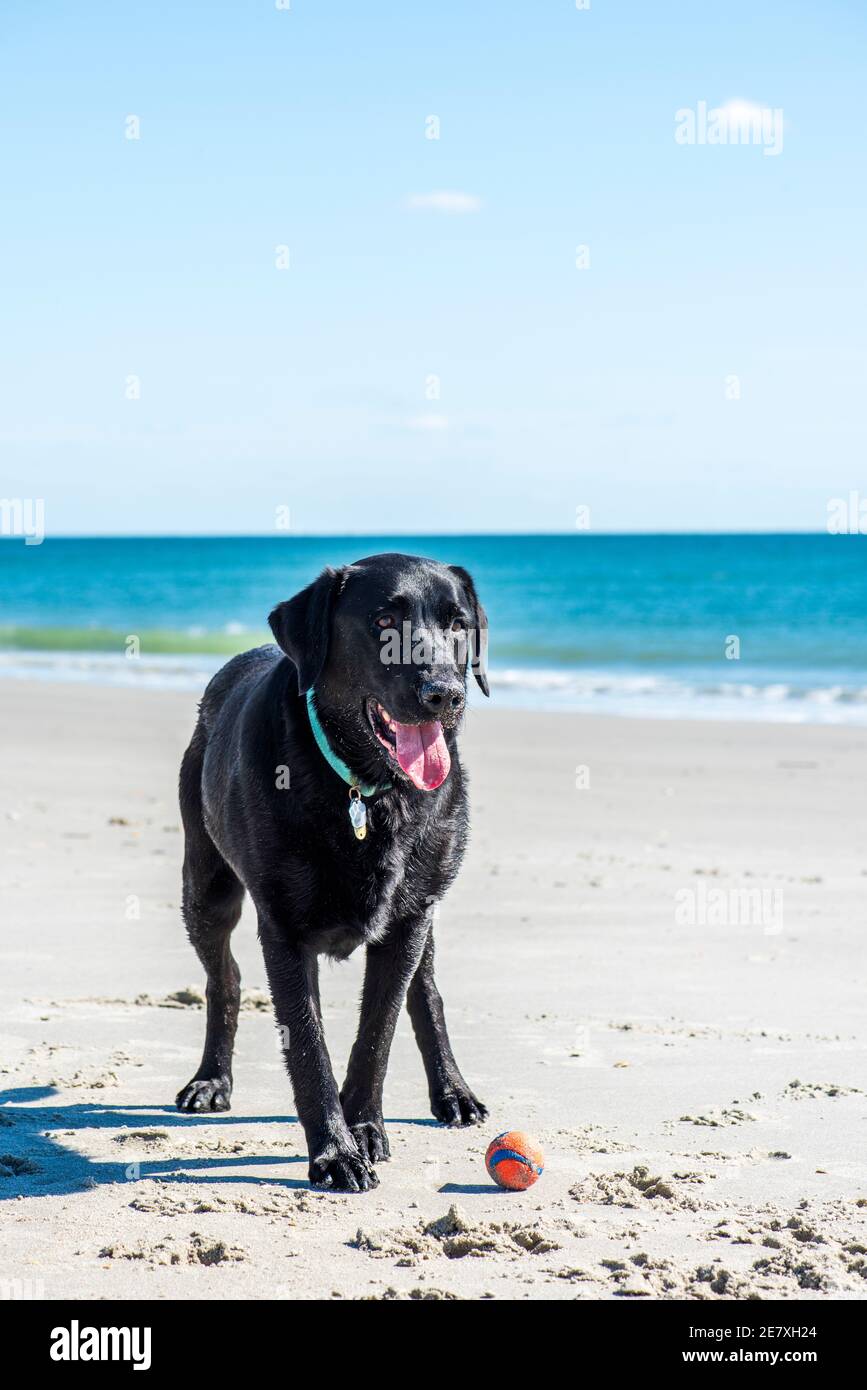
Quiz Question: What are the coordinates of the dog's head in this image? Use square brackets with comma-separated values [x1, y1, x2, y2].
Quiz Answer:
[269, 553, 488, 791]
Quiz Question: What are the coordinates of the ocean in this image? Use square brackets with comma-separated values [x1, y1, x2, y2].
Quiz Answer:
[1, 534, 866, 724]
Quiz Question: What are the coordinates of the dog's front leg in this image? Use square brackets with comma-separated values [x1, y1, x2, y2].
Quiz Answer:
[257, 914, 378, 1191]
[407, 924, 488, 1126]
[340, 916, 430, 1163]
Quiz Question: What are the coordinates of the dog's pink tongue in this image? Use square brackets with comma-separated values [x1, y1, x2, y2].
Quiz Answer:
[393, 719, 451, 790]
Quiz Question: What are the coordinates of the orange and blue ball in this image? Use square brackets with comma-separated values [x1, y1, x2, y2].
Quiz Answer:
[485, 1130, 544, 1190]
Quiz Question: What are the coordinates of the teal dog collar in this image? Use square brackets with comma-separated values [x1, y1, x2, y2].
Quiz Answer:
[305, 690, 391, 838]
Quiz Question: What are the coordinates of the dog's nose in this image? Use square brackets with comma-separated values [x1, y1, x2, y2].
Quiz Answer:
[419, 679, 464, 717]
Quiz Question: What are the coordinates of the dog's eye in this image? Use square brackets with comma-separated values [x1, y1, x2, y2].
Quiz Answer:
[375, 614, 396, 630]
[450, 617, 466, 632]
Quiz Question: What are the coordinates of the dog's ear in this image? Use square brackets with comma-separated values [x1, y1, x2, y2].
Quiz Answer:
[269, 566, 345, 695]
[449, 565, 490, 697]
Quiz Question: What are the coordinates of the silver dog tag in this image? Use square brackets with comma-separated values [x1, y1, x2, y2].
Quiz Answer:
[348, 790, 367, 840]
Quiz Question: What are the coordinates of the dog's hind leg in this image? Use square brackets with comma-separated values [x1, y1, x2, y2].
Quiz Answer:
[176, 730, 245, 1113]
[406, 924, 487, 1127]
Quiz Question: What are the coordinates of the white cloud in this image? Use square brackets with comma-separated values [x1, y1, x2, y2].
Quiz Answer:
[720, 98, 758, 117]
[407, 414, 449, 431]
[406, 191, 482, 214]
[717, 98, 781, 137]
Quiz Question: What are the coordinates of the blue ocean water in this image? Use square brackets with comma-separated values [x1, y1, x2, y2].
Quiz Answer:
[1, 535, 866, 723]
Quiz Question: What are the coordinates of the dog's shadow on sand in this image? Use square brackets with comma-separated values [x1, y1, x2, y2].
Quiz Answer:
[0, 1085, 315, 1198]
[0, 1089, 471, 1200]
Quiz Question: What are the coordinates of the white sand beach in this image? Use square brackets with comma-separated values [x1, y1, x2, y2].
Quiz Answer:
[1, 679, 865, 1300]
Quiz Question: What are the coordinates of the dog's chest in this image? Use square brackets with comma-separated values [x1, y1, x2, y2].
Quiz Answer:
[313, 821, 425, 956]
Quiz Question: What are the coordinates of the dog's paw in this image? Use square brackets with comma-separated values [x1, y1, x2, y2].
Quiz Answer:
[430, 1085, 488, 1128]
[309, 1137, 379, 1192]
[176, 1077, 232, 1112]
[349, 1119, 390, 1164]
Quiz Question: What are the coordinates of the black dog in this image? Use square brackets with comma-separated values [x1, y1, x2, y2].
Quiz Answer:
[176, 553, 489, 1190]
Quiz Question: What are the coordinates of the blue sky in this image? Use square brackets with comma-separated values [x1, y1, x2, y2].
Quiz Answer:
[1, 0, 865, 535]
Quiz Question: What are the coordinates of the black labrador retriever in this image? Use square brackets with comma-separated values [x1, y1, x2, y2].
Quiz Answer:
[175, 552, 489, 1191]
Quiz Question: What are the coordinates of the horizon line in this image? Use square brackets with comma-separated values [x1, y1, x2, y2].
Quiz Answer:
[7, 528, 841, 542]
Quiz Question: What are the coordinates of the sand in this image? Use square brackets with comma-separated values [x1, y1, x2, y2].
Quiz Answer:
[1, 679, 866, 1300]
